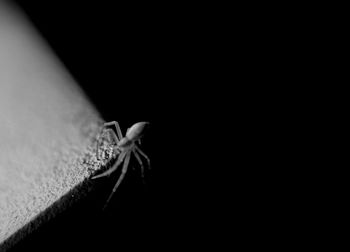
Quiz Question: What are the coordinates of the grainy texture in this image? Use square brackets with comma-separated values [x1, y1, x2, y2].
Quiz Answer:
[0, 3, 114, 249]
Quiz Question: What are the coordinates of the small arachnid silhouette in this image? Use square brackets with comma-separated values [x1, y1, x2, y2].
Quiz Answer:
[92, 121, 150, 209]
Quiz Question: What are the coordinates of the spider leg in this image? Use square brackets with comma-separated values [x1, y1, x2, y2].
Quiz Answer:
[92, 152, 126, 179]
[135, 145, 151, 169]
[96, 137, 102, 160]
[104, 121, 123, 140]
[104, 129, 120, 155]
[96, 128, 120, 160]
[102, 152, 131, 210]
[132, 149, 144, 178]
[105, 128, 120, 143]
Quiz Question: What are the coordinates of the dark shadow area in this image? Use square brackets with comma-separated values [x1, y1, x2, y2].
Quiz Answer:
[11, 0, 184, 125]
[4, 0, 185, 251]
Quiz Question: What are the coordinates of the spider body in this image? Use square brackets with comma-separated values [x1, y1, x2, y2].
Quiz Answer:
[93, 121, 150, 209]
[116, 122, 147, 149]
[124, 122, 148, 142]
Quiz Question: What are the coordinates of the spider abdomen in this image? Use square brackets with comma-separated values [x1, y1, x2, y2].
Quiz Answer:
[125, 122, 149, 141]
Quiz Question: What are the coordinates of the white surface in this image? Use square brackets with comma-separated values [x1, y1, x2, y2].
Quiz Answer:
[0, 3, 103, 243]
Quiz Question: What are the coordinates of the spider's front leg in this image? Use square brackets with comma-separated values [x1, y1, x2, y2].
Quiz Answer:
[96, 121, 122, 161]
[96, 128, 120, 160]
[103, 121, 123, 140]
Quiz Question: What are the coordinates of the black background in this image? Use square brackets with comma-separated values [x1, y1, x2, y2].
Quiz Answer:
[5, 0, 196, 251]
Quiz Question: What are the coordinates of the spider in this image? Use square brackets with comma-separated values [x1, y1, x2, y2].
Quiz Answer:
[92, 121, 150, 208]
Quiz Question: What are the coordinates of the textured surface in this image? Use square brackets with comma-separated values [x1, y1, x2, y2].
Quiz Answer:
[0, 2, 112, 248]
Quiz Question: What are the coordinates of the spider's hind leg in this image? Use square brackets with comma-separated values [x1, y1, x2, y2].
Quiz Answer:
[135, 145, 151, 169]
[92, 151, 126, 179]
[102, 152, 131, 210]
[133, 149, 145, 178]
